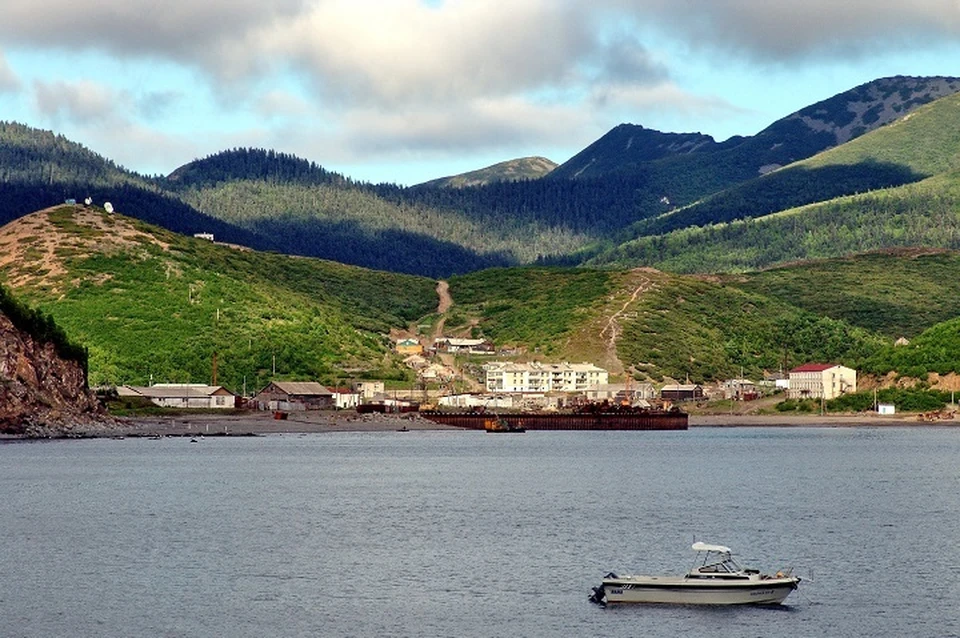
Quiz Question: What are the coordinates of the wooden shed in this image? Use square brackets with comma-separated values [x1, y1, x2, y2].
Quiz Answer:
[254, 381, 334, 411]
[659, 383, 705, 402]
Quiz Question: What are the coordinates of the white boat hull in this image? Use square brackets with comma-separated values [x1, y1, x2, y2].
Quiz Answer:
[601, 576, 800, 605]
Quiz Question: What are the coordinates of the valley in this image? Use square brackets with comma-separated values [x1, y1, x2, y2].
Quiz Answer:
[2, 75, 960, 410]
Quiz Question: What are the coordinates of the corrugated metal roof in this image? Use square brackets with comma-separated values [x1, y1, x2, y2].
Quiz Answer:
[269, 381, 332, 396]
[131, 385, 231, 398]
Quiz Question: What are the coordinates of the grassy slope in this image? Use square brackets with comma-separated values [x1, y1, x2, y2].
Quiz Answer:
[615, 273, 885, 383]
[589, 93, 960, 272]
[447, 267, 615, 356]
[2, 206, 437, 391]
[447, 266, 886, 382]
[587, 170, 960, 274]
[726, 250, 960, 338]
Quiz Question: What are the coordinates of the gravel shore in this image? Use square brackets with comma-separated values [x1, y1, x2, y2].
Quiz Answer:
[112, 410, 955, 437]
[118, 410, 459, 436]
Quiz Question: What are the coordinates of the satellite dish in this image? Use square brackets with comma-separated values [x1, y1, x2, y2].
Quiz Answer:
[84, 197, 92, 206]
[104, 202, 114, 213]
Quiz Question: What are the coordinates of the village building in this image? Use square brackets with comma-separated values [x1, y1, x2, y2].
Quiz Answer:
[403, 354, 429, 370]
[761, 372, 791, 391]
[437, 393, 516, 410]
[483, 361, 609, 393]
[329, 387, 361, 410]
[253, 381, 334, 411]
[433, 337, 495, 355]
[122, 383, 236, 409]
[721, 378, 759, 400]
[353, 381, 385, 400]
[659, 384, 705, 402]
[585, 382, 656, 403]
[395, 338, 423, 355]
[418, 362, 455, 383]
[787, 363, 857, 400]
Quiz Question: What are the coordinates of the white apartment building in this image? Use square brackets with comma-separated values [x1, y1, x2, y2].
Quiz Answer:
[484, 361, 609, 393]
[787, 363, 857, 400]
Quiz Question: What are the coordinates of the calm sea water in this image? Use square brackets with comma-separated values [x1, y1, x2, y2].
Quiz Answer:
[2, 427, 959, 638]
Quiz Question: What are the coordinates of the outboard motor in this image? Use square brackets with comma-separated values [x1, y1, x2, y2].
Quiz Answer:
[588, 585, 606, 605]
[588, 573, 616, 606]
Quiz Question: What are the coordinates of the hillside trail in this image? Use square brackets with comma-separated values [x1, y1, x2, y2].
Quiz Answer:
[568, 268, 659, 375]
[432, 280, 453, 339]
[599, 273, 654, 352]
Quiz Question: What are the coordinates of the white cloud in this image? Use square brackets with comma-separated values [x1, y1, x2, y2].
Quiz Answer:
[0, 50, 21, 93]
[256, 0, 597, 107]
[256, 90, 312, 119]
[338, 96, 590, 156]
[604, 0, 960, 61]
[591, 81, 744, 119]
[4, 0, 959, 179]
[33, 79, 120, 124]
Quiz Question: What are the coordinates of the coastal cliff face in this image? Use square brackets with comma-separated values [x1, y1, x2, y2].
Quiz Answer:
[0, 312, 114, 437]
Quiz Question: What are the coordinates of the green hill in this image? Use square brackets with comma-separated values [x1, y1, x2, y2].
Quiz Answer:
[446, 266, 886, 383]
[725, 249, 960, 339]
[0, 205, 437, 391]
[622, 89, 960, 240]
[587, 168, 960, 274]
[551, 76, 960, 186]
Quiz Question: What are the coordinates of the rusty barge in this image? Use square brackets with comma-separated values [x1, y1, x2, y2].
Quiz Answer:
[420, 405, 687, 431]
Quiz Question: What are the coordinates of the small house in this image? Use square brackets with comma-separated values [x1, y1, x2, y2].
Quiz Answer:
[254, 381, 334, 411]
[659, 384, 705, 402]
[353, 380, 385, 400]
[395, 338, 423, 355]
[124, 383, 236, 409]
[330, 387, 361, 410]
[433, 337, 495, 355]
[721, 378, 759, 400]
[585, 382, 656, 403]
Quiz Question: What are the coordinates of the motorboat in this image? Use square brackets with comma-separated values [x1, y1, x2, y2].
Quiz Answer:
[589, 542, 800, 606]
[483, 416, 525, 433]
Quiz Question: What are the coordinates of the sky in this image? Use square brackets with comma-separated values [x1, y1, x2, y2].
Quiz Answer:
[1, 0, 959, 186]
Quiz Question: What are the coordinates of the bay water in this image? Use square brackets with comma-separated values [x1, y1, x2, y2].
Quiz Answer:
[2, 427, 959, 637]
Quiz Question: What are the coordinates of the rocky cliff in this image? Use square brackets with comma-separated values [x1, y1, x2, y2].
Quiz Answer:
[0, 311, 116, 437]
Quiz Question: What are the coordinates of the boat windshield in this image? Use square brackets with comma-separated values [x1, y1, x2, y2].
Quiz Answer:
[691, 550, 744, 575]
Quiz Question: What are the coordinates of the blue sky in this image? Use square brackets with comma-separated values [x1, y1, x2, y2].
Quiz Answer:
[1, 0, 958, 185]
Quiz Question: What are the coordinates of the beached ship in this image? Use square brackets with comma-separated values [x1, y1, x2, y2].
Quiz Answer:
[420, 403, 687, 431]
[589, 542, 801, 606]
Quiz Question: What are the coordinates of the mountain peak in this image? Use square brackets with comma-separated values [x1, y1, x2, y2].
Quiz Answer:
[417, 156, 558, 188]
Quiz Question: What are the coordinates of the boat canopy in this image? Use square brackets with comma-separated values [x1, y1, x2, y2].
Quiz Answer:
[692, 542, 731, 554]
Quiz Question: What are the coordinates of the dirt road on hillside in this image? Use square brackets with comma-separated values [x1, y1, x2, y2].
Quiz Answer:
[433, 280, 453, 338]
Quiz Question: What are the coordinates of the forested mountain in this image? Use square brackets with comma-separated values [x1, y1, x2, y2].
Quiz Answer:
[618, 87, 960, 240]
[548, 125, 723, 180]
[417, 156, 557, 188]
[589, 91, 960, 272]
[165, 148, 354, 189]
[0, 123, 272, 252]
[551, 76, 960, 183]
[2, 76, 959, 278]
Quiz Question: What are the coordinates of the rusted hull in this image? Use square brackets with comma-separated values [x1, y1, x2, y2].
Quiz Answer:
[420, 411, 687, 431]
